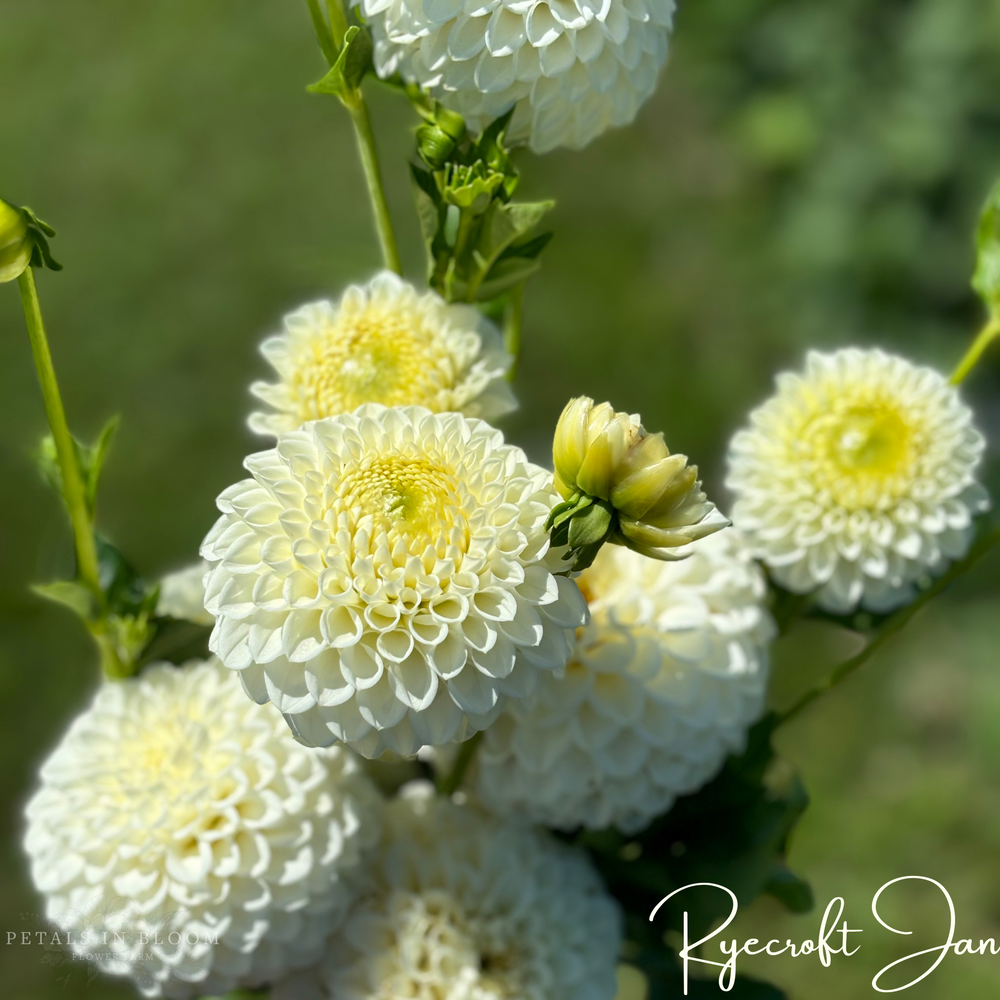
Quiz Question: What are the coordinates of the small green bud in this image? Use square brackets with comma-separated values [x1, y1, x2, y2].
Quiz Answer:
[438, 162, 504, 215]
[434, 104, 467, 143]
[0, 198, 32, 283]
[416, 124, 456, 169]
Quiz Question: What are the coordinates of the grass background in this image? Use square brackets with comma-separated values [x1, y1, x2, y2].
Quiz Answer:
[1, 0, 999, 996]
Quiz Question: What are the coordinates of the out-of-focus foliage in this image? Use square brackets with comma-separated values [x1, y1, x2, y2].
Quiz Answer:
[683, 0, 1000, 344]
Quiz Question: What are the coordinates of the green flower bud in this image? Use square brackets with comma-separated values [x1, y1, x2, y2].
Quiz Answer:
[416, 124, 457, 170]
[550, 396, 728, 569]
[434, 104, 467, 143]
[0, 198, 32, 283]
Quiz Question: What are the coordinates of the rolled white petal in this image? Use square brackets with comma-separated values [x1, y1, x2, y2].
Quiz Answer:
[23, 658, 384, 999]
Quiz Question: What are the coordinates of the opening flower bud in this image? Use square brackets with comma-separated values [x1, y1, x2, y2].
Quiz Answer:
[549, 396, 729, 570]
[0, 198, 32, 283]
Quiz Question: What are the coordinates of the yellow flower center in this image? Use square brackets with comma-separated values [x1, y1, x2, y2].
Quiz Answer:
[292, 306, 455, 420]
[798, 399, 918, 510]
[107, 701, 243, 842]
[340, 456, 469, 553]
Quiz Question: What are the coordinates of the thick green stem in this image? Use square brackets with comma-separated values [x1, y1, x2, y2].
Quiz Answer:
[951, 317, 1000, 385]
[437, 730, 483, 796]
[17, 268, 102, 598]
[345, 93, 403, 276]
[777, 525, 1000, 726]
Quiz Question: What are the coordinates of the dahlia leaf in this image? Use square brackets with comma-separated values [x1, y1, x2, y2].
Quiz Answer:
[973, 177, 1000, 314]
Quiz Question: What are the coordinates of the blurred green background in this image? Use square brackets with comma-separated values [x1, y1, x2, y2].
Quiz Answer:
[2, 0, 999, 997]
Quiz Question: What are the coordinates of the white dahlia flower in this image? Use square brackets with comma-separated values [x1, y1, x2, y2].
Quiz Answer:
[248, 272, 515, 437]
[201, 405, 587, 758]
[23, 658, 383, 999]
[727, 349, 990, 614]
[359, 0, 677, 154]
[274, 782, 622, 1000]
[156, 561, 213, 625]
[470, 530, 773, 833]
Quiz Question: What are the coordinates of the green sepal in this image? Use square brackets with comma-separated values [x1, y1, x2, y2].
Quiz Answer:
[973, 178, 1000, 315]
[22, 207, 62, 272]
[307, 25, 373, 100]
[545, 492, 593, 533]
[567, 500, 613, 549]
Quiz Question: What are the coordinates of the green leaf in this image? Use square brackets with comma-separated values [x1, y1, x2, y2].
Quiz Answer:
[973, 178, 1000, 314]
[472, 255, 543, 301]
[34, 417, 118, 520]
[96, 535, 158, 619]
[81, 416, 119, 514]
[32, 580, 98, 621]
[139, 616, 213, 668]
[411, 164, 442, 270]
[307, 25, 373, 100]
[583, 714, 812, 943]
[765, 866, 815, 913]
[500, 230, 554, 262]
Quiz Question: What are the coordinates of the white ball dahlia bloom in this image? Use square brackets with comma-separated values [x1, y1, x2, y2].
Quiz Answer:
[359, 0, 677, 154]
[470, 530, 773, 833]
[156, 561, 213, 625]
[23, 658, 383, 999]
[274, 782, 622, 1000]
[248, 272, 515, 437]
[201, 405, 587, 758]
[727, 349, 990, 614]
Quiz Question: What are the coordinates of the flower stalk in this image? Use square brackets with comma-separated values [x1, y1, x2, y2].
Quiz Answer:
[306, 0, 402, 276]
[777, 523, 1000, 726]
[343, 91, 403, 276]
[17, 268, 102, 598]
[950, 316, 1000, 384]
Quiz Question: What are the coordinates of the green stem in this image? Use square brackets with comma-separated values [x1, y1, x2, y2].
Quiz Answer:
[305, 0, 337, 63]
[950, 317, 1000, 385]
[325, 0, 349, 48]
[344, 93, 403, 276]
[17, 269, 102, 598]
[437, 730, 483, 796]
[777, 524, 1000, 726]
[504, 284, 524, 380]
